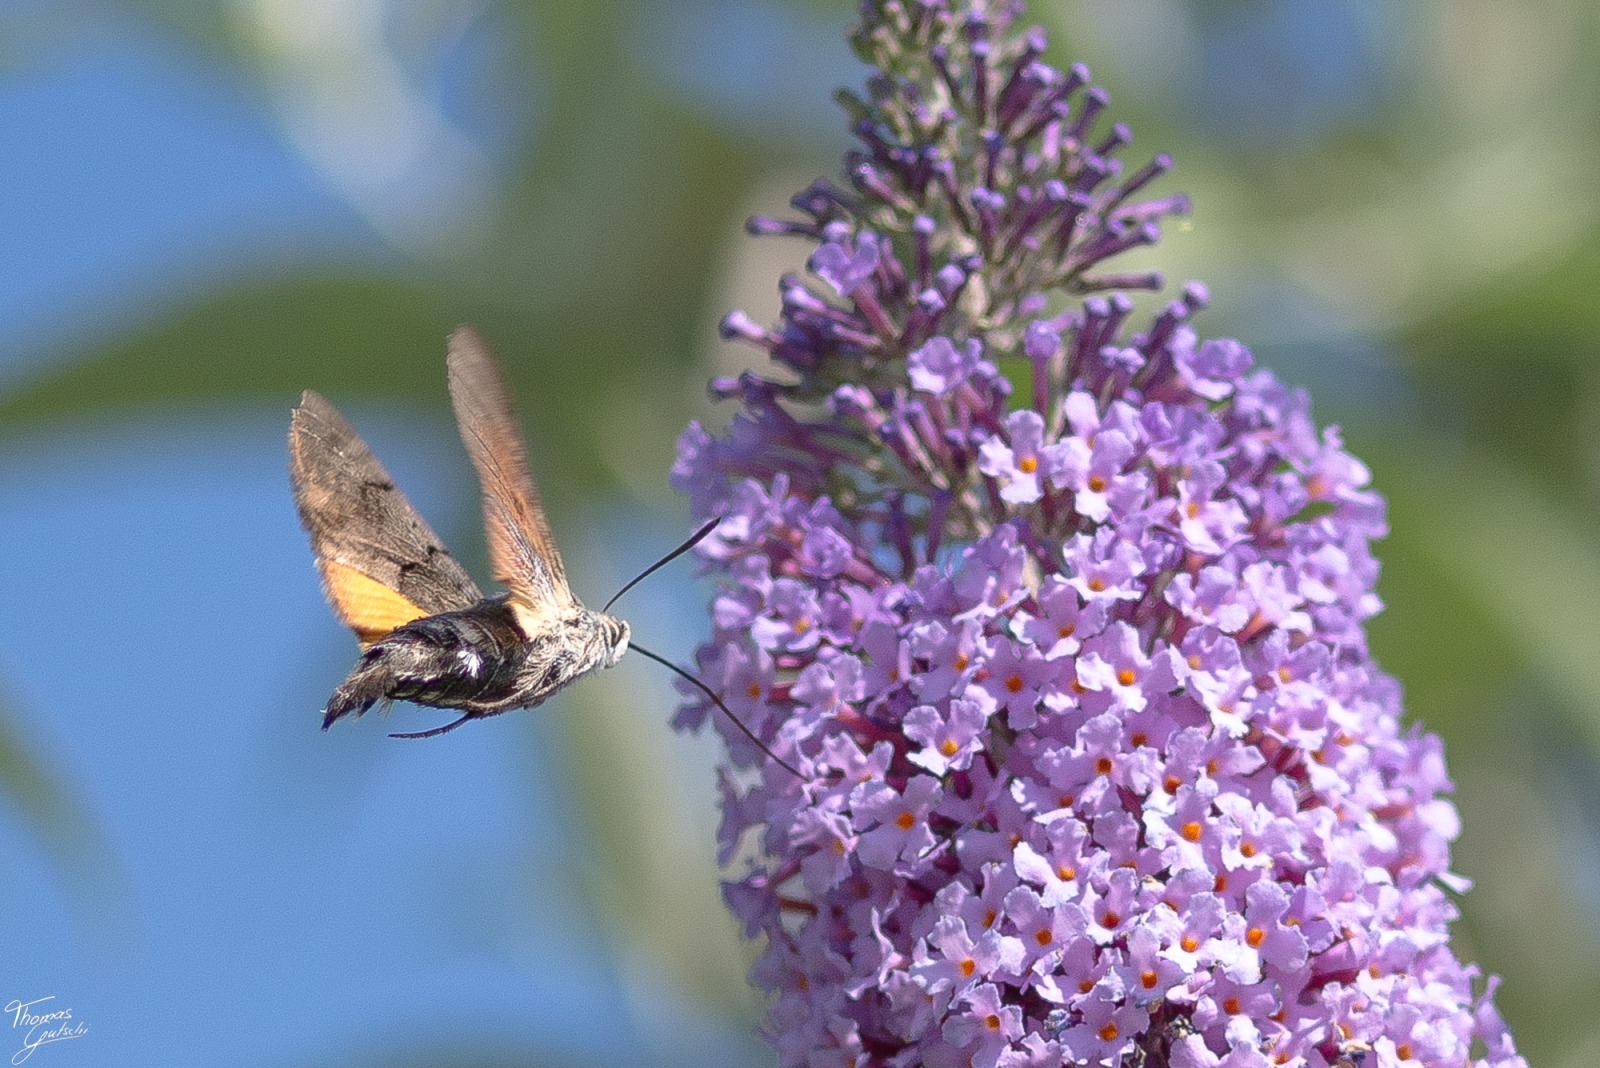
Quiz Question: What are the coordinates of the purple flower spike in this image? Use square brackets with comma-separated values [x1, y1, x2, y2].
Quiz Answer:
[674, 3, 1524, 1067]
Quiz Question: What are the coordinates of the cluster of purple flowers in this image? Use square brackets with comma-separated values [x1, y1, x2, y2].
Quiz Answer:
[671, 2, 1525, 1066]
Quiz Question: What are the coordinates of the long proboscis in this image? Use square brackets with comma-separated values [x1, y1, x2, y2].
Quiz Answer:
[630, 642, 802, 779]
[603, 516, 721, 614]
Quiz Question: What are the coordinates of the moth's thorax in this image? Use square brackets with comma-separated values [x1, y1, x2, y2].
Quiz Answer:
[509, 591, 626, 651]
[492, 597, 628, 710]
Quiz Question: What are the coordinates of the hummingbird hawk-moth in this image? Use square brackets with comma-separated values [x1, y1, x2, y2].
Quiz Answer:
[288, 326, 630, 739]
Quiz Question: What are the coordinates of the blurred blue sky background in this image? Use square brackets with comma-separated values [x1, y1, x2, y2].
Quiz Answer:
[2, 1, 1599, 1066]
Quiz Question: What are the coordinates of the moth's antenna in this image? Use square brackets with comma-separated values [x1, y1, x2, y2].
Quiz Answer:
[603, 516, 721, 613]
[629, 642, 802, 779]
[391, 712, 473, 740]
[600, 518, 801, 779]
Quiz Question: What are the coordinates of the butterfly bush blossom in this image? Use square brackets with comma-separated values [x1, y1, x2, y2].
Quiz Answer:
[671, 3, 1525, 1066]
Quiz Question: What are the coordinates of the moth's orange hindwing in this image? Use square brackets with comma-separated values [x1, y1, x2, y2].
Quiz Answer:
[317, 559, 429, 648]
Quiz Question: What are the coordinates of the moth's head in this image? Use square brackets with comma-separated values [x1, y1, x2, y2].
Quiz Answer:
[599, 614, 630, 667]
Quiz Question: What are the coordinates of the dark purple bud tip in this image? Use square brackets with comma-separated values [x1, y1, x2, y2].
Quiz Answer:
[1023, 319, 1061, 361]
[1096, 122, 1131, 154]
[934, 263, 967, 295]
[719, 310, 767, 343]
[747, 215, 810, 237]
[971, 187, 1006, 212]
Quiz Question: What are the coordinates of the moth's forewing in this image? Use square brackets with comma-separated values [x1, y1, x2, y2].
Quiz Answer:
[289, 390, 482, 647]
[445, 326, 575, 613]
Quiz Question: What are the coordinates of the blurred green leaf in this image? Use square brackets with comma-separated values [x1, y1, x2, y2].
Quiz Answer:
[1373, 441, 1600, 751]
[563, 664, 762, 1019]
[0, 274, 457, 427]
[0, 683, 130, 942]
[1398, 236, 1600, 503]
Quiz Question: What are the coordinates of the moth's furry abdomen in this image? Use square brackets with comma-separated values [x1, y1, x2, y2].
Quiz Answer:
[321, 598, 530, 728]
